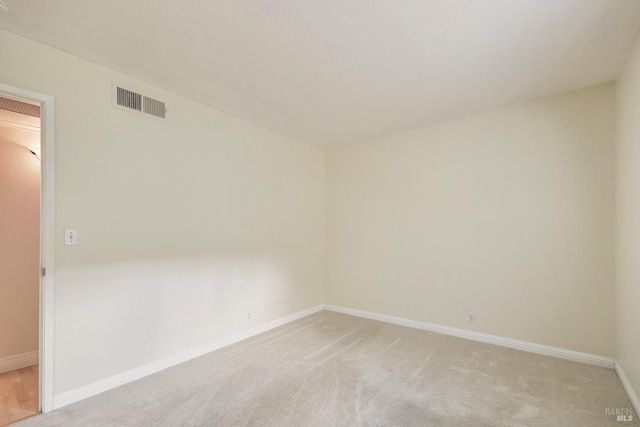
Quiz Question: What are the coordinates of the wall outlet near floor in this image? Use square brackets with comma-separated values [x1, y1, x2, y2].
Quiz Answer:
[467, 313, 477, 324]
[247, 312, 251, 320]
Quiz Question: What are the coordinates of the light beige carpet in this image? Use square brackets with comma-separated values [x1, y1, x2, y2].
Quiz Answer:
[15, 311, 637, 426]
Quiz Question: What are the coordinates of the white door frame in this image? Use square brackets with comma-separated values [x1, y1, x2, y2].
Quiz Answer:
[0, 83, 55, 413]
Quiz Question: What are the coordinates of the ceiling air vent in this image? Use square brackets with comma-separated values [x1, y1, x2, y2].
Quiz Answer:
[113, 84, 166, 120]
[0, 96, 41, 118]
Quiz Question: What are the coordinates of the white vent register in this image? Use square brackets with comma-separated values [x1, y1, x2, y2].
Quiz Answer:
[113, 84, 166, 120]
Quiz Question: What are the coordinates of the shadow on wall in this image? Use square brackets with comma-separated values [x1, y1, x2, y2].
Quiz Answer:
[53, 252, 316, 393]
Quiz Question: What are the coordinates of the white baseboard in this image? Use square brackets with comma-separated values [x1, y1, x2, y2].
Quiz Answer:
[324, 305, 615, 369]
[53, 304, 324, 410]
[0, 350, 39, 374]
[615, 361, 640, 415]
[51, 304, 624, 411]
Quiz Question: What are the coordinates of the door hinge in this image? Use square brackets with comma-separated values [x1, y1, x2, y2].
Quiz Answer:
[42, 267, 46, 277]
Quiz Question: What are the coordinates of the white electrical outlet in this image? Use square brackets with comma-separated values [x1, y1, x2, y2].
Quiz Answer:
[248, 312, 251, 320]
[467, 313, 476, 324]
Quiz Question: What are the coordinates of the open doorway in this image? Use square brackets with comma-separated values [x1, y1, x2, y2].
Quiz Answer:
[0, 95, 40, 424]
[0, 84, 55, 421]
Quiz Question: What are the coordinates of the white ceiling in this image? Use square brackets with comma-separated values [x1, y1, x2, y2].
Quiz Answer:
[1, 1, 640, 146]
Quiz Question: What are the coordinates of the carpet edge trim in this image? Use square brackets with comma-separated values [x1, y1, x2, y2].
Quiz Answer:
[0, 350, 38, 375]
[53, 304, 324, 410]
[615, 361, 640, 416]
[323, 305, 615, 369]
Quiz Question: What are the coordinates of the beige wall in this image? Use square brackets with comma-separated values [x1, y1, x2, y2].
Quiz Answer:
[326, 85, 615, 357]
[0, 29, 325, 394]
[615, 32, 640, 401]
[0, 129, 40, 363]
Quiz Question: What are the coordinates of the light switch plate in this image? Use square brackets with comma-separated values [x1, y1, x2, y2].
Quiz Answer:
[64, 228, 78, 246]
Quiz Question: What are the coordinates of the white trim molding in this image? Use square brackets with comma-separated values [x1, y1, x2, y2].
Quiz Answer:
[324, 305, 615, 369]
[53, 304, 324, 410]
[615, 361, 640, 416]
[0, 351, 39, 374]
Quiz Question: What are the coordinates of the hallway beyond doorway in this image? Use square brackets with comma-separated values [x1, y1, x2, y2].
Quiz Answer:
[0, 365, 38, 425]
